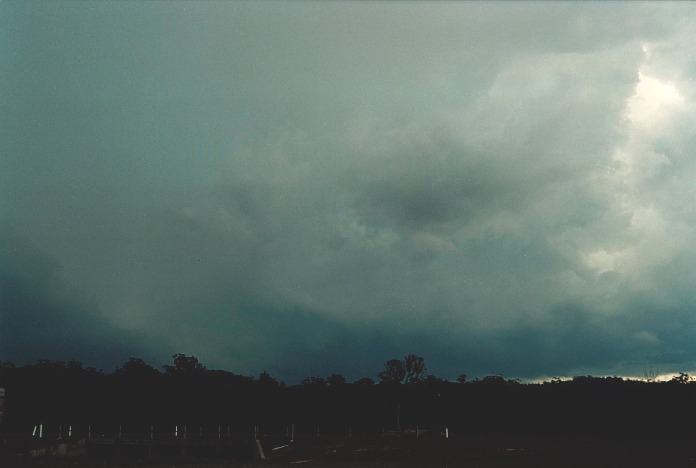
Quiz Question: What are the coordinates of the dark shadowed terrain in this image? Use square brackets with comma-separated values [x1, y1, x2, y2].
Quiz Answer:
[9, 435, 696, 468]
[4, 357, 696, 467]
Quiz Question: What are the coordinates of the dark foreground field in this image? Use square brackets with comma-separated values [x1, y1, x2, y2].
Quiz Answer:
[9, 434, 696, 468]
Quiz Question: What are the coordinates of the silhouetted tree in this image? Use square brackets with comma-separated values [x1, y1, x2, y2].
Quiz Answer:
[670, 372, 691, 384]
[478, 375, 507, 385]
[379, 359, 406, 384]
[34, 359, 66, 370]
[0, 361, 14, 383]
[163, 353, 206, 376]
[422, 374, 444, 384]
[403, 354, 426, 384]
[456, 374, 467, 384]
[379, 355, 426, 384]
[5, 355, 696, 444]
[354, 377, 375, 386]
[66, 360, 83, 370]
[327, 373, 346, 386]
[258, 370, 282, 387]
[116, 357, 160, 377]
[302, 376, 327, 387]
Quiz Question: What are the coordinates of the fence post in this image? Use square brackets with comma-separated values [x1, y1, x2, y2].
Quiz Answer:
[115, 425, 121, 458]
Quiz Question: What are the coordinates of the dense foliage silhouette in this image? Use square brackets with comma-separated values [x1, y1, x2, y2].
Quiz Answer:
[2, 355, 696, 439]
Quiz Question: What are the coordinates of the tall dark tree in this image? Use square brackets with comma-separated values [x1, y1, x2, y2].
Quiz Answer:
[163, 353, 206, 376]
[378, 355, 426, 384]
[378, 359, 406, 384]
[403, 354, 426, 384]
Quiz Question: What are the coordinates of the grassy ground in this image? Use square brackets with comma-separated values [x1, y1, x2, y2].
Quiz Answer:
[8, 434, 696, 467]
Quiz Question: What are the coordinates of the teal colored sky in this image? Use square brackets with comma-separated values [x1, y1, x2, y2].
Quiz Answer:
[2, 1, 696, 382]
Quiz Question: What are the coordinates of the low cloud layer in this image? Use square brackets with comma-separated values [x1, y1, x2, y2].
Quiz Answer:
[2, 2, 696, 380]
[0, 232, 154, 368]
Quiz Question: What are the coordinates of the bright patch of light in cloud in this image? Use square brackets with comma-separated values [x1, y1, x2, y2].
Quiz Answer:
[627, 72, 685, 128]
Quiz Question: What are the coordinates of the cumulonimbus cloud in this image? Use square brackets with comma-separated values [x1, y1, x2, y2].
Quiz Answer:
[2, 2, 696, 380]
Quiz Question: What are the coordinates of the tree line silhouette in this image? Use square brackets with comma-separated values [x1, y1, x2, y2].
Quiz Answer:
[2, 354, 696, 438]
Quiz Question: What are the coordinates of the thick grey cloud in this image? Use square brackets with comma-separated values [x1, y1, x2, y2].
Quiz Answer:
[0, 231, 154, 368]
[2, 1, 696, 380]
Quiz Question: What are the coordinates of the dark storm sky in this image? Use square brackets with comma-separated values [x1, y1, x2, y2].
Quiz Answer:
[2, 1, 696, 382]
